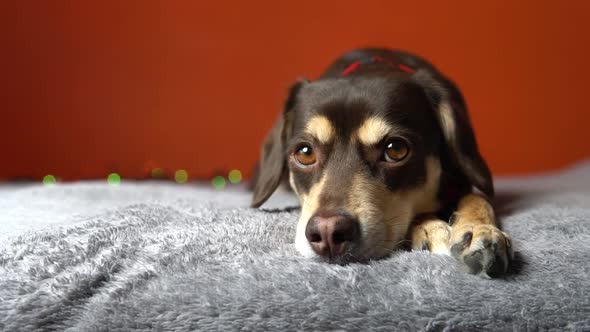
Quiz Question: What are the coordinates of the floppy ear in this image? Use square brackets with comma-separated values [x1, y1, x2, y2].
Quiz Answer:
[250, 81, 305, 207]
[413, 70, 494, 197]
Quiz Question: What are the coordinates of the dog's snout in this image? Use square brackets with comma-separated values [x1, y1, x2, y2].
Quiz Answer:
[305, 212, 360, 258]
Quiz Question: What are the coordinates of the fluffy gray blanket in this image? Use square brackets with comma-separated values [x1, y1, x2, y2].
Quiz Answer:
[2, 162, 590, 331]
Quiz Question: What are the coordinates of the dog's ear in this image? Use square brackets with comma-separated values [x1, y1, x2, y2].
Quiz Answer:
[251, 80, 306, 207]
[413, 70, 494, 197]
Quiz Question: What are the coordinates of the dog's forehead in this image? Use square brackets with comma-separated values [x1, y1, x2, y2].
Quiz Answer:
[295, 77, 429, 140]
[298, 78, 390, 117]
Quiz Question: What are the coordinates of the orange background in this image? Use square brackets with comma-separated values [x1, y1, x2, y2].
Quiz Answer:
[2, 1, 589, 181]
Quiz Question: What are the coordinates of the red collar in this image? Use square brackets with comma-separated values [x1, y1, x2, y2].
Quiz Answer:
[340, 56, 415, 77]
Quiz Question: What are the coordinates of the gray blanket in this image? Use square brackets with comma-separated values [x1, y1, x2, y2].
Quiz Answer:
[1, 162, 590, 331]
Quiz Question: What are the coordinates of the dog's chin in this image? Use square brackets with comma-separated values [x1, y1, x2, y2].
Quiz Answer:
[298, 247, 371, 265]
[316, 252, 370, 265]
[298, 245, 397, 265]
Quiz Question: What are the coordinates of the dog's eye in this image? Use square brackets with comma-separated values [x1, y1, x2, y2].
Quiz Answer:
[294, 145, 316, 166]
[383, 139, 409, 162]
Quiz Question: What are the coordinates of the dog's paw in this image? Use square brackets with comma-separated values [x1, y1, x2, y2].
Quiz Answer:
[449, 224, 513, 278]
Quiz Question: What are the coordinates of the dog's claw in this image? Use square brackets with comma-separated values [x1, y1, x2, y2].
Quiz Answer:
[449, 224, 513, 277]
[450, 231, 472, 256]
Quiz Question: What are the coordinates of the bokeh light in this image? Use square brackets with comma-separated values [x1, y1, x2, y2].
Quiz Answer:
[212, 176, 226, 189]
[107, 173, 121, 186]
[175, 169, 188, 183]
[151, 168, 165, 179]
[228, 169, 242, 184]
[43, 175, 56, 186]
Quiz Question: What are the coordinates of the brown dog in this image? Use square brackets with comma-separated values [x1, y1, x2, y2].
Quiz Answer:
[251, 48, 512, 277]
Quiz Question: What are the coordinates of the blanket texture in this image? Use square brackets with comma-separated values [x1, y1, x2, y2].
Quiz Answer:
[1, 162, 590, 331]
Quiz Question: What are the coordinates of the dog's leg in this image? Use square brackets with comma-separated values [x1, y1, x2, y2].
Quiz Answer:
[448, 193, 513, 277]
[410, 194, 513, 277]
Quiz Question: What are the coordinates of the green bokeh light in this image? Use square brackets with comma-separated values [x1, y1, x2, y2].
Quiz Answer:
[228, 169, 242, 184]
[175, 169, 188, 183]
[107, 173, 121, 186]
[151, 168, 165, 179]
[43, 175, 56, 186]
[212, 176, 226, 189]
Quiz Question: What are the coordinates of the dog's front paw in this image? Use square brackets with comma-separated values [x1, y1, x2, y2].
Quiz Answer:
[449, 224, 513, 277]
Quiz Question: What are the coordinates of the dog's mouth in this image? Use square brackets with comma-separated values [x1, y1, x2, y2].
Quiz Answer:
[312, 242, 368, 265]
[312, 240, 408, 265]
[317, 254, 368, 265]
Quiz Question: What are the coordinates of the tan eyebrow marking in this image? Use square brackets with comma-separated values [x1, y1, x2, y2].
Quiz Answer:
[357, 117, 392, 145]
[305, 115, 335, 144]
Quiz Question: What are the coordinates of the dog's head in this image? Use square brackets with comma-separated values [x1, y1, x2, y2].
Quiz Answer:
[251, 69, 492, 263]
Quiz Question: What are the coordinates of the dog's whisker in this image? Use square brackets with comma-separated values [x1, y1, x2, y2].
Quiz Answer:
[301, 198, 316, 212]
[381, 238, 411, 246]
[380, 239, 412, 252]
[377, 247, 400, 255]
[385, 222, 410, 228]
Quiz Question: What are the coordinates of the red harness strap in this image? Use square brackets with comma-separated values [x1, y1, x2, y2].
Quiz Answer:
[340, 56, 415, 77]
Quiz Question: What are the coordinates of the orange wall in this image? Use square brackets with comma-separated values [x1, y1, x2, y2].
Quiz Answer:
[2, 1, 590, 181]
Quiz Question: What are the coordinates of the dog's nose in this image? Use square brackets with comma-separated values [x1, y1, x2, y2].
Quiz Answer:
[305, 212, 360, 258]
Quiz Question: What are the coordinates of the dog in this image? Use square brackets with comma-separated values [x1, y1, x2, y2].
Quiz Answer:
[251, 48, 513, 277]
